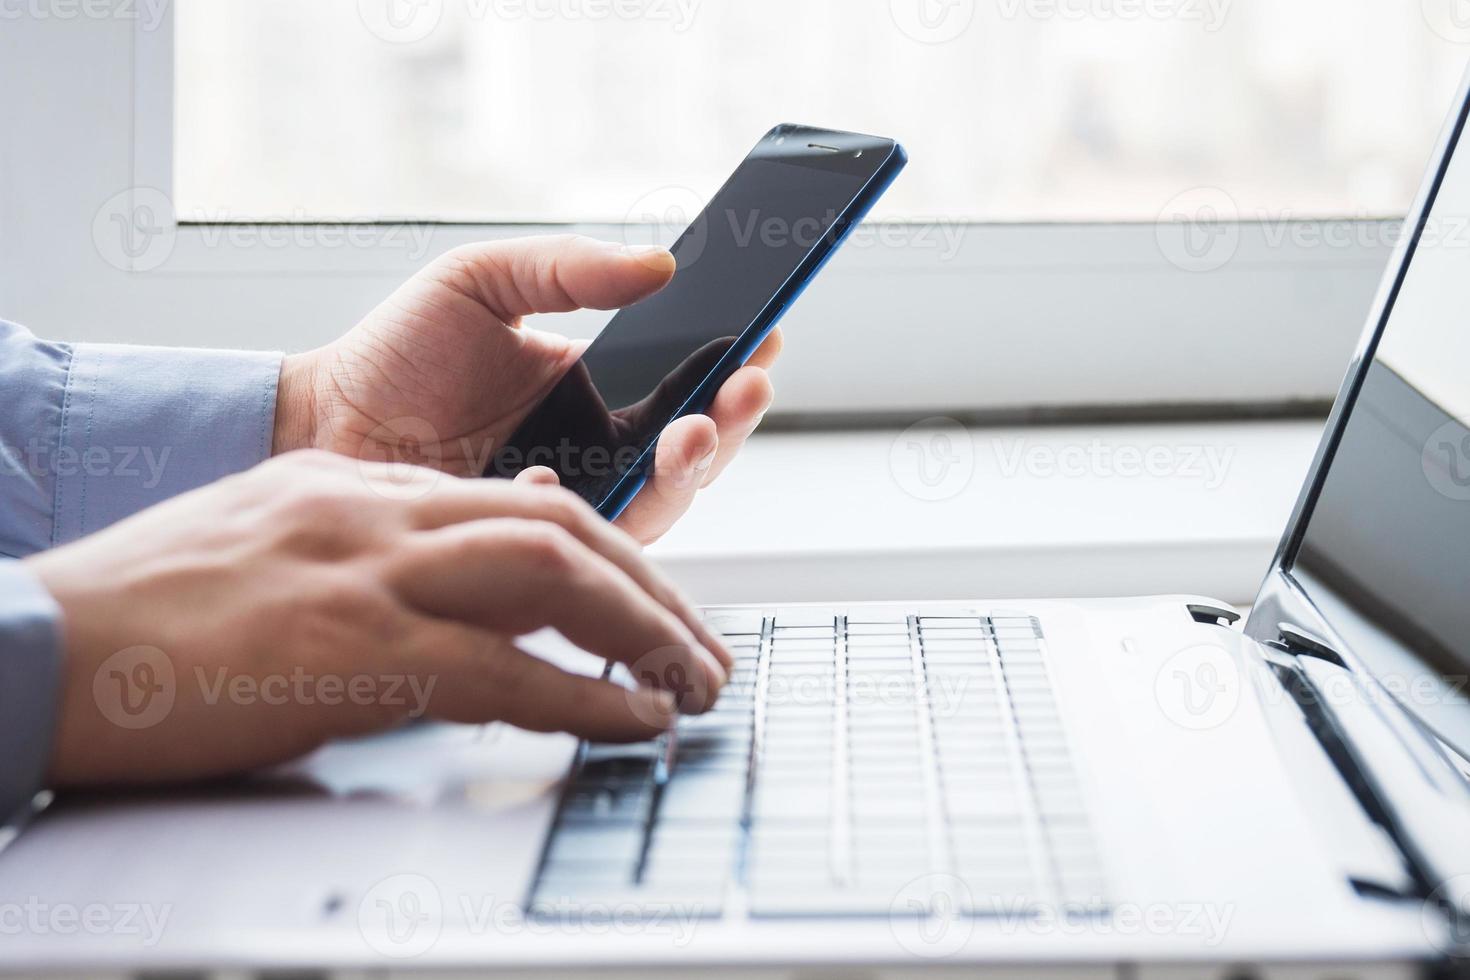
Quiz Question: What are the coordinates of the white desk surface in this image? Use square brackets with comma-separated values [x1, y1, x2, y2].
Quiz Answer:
[648, 419, 1325, 607]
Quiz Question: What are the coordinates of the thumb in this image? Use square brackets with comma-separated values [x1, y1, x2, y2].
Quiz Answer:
[438, 234, 676, 322]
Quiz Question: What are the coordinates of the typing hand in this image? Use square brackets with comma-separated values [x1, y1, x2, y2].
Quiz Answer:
[273, 234, 781, 545]
[25, 452, 730, 787]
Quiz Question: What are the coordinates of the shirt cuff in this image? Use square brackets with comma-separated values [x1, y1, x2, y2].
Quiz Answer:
[0, 560, 64, 828]
[51, 344, 283, 546]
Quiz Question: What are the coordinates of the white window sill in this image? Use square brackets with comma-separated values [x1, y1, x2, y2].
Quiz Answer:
[648, 420, 1324, 607]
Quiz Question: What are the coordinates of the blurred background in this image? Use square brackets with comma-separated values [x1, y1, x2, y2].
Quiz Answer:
[5, 1, 1470, 604]
[175, 0, 1466, 222]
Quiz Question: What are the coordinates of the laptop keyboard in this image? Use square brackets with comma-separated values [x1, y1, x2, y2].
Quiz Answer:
[527, 608, 1108, 920]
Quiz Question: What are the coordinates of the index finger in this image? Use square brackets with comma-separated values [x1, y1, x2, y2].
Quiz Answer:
[393, 477, 734, 671]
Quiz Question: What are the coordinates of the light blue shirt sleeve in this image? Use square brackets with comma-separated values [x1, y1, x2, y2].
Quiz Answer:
[0, 560, 64, 828]
[0, 318, 283, 824]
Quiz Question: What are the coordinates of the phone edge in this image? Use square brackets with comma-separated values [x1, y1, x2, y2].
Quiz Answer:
[596, 139, 910, 520]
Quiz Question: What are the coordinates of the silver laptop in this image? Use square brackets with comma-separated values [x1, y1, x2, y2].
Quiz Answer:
[10, 75, 1470, 980]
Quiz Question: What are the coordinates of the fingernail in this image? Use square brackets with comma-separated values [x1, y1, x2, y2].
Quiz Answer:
[693, 448, 717, 473]
[620, 244, 675, 265]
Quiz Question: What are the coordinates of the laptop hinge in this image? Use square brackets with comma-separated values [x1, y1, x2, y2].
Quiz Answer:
[1275, 621, 1346, 666]
[1268, 632, 1470, 951]
[1185, 602, 1241, 627]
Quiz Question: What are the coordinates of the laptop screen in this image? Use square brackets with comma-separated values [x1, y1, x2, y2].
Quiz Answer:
[1289, 105, 1470, 753]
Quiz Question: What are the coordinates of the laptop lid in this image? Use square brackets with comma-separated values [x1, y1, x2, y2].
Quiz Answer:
[1245, 64, 1470, 761]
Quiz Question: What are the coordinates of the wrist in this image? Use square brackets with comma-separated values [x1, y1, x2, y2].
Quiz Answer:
[272, 353, 322, 455]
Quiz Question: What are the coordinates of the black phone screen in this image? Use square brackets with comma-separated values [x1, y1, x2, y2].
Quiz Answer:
[487, 130, 893, 508]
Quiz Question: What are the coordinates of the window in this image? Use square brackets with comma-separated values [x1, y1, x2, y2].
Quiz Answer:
[175, 0, 1465, 224]
[5, 4, 1469, 419]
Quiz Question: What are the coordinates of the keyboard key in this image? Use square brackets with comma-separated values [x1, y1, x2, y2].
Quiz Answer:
[845, 622, 910, 636]
[749, 822, 829, 848]
[658, 773, 746, 820]
[920, 630, 990, 643]
[846, 708, 922, 728]
[764, 709, 835, 729]
[774, 608, 841, 628]
[535, 863, 635, 891]
[642, 851, 732, 883]
[846, 633, 911, 647]
[758, 756, 834, 778]
[946, 793, 1024, 819]
[648, 824, 739, 855]
[561, 785, 652, 822]
[772, 631, 838, 645]
[846, 657, 915, 673]
[529, 604, 1092, 924]
[704, 610, 766, 636]
[532, 883, 725, 919]
[851, 794, 926, 822]
[773, 625, 839, 640]
[853, 839, 932, 869]
[754, 785, 832, 821]
[845, 610, 911, 625]
[747, 885, 900, 917]
[918, 616, 985, 629]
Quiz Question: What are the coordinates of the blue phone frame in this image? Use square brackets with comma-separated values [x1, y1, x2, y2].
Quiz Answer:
[595, 127, 909, 519]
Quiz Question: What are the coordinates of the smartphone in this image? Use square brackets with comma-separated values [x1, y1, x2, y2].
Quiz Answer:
[486, 124, 907, 517]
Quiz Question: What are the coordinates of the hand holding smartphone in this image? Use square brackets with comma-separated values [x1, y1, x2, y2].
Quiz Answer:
[487, 124, 907, 518]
